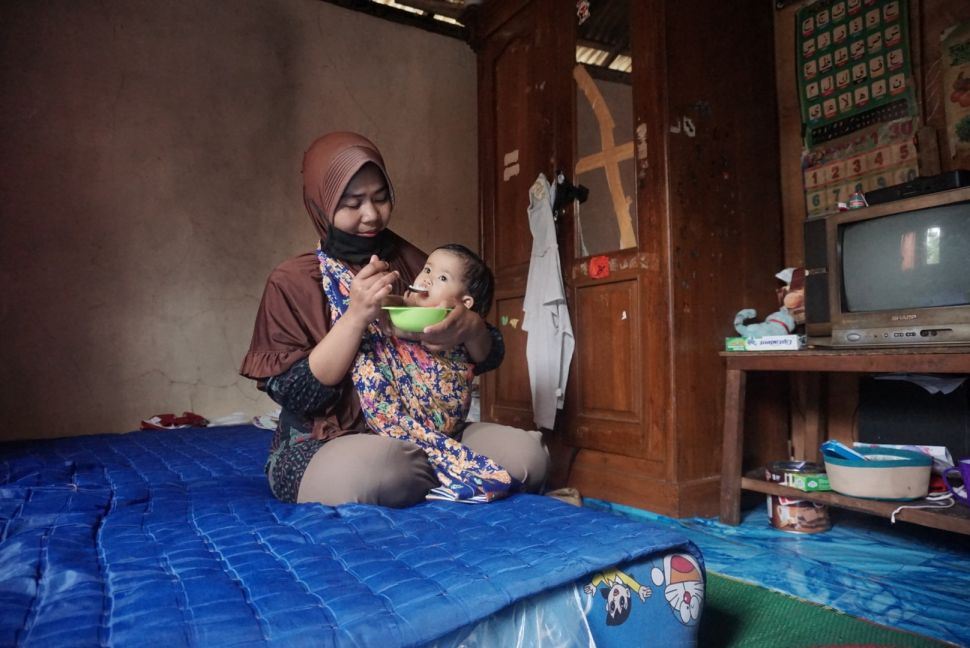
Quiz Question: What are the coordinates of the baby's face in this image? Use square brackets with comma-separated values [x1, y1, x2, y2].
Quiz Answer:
[404, 249, 471, 310]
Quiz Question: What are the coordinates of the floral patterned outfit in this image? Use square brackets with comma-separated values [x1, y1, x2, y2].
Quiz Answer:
[317, 248, 515, 502]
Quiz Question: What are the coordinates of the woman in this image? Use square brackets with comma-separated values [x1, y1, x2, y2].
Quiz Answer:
[241, 132, 549, 507]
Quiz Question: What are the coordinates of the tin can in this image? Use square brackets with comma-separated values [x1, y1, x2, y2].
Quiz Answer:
[765, 461, 831, 533]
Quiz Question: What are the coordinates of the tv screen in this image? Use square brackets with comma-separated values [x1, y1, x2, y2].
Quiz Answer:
[840, 202, 970, 313]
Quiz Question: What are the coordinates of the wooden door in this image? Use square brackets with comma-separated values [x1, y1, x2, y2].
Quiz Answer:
[562, 0, 668, 476]
[475, 0, 664, 473]
[474, 0, 573, 431]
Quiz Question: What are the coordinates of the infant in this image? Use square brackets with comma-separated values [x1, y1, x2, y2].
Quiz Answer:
[378, 243, 495, 443]
[402, 244, 494, 317]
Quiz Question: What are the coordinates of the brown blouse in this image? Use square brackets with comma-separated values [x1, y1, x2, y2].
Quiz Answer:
[240, 235, 426, 441]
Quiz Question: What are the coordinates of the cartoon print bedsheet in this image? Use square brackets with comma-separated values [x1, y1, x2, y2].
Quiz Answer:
[0, 425, 703, 647]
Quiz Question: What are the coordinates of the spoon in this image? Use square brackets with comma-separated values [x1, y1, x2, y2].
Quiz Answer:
[407, 285, 429, 293]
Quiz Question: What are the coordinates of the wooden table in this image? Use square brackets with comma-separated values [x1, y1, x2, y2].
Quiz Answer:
[719, 347, 970, 535]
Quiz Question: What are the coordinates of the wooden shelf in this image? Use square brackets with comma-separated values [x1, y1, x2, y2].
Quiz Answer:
[720, 347, 970, 373]
[720, 347, 970, 536]
[741, 471, 970, 535]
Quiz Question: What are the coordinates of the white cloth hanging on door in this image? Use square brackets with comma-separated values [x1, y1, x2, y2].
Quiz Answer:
[522, 173, 575, 430]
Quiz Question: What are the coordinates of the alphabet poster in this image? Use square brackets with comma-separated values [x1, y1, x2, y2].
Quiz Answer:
[797, 0, 916, 147]
[796, 0, 920, 217]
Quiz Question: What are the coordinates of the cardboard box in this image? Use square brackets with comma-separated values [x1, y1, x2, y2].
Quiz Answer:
[784, 472, 831, 492]
[724, 335, 805, 351]
[724, 337, 748, 351]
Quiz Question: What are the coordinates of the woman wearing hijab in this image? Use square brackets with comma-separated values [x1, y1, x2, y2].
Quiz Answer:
[241, 132, 549, 507]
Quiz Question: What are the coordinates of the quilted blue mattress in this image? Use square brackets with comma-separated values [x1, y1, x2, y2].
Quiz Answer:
[0, 425, 703, 646]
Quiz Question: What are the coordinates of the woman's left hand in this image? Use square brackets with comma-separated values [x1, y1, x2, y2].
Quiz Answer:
[399, 305, 493, 362]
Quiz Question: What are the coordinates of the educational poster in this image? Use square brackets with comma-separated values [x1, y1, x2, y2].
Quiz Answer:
[796, 0, 920, 216]
[941, 21, 970, 159]
[802, 118, 918, 217]
[797, 0, 916, 147]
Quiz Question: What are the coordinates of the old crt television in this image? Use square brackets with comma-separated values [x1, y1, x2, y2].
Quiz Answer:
[806, 186, 970, 348]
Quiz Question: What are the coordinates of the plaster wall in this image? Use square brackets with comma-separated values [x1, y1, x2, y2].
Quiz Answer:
[0, 0, 479, 440]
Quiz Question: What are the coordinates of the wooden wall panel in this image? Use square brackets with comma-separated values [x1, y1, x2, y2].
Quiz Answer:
[775, 2, 810, 267]
[663, 0, 785, 482]
[917, 1, 970, 172]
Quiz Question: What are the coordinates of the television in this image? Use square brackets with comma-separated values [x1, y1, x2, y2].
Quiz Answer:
[806, 186, 970, 348]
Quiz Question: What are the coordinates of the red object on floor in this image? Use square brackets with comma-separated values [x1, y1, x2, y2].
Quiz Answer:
[140, 411, 209, 430]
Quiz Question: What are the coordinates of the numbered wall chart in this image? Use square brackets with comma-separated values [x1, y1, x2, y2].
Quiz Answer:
[802, 119, 918, 216]
[797, 0, 920, 217]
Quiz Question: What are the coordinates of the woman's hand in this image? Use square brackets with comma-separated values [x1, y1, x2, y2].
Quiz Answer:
[308, 255, 396, 385]
[405, 305, 493, 362]
[344, 255, 398, 327]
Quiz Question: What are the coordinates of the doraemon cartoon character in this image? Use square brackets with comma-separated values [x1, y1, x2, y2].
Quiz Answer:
[651, 553, 704, 625]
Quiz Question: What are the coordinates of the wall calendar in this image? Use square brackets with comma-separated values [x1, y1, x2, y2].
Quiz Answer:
[796, 0, 920, 217]
[802, 118, 918, 217]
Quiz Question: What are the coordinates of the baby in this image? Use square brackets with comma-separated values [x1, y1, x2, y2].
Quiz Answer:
[402, 243, 494, 317]
[374, 244, 508, 498]
[376, 243, 494, 444]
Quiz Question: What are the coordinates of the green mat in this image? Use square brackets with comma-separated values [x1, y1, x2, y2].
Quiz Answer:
[699, 572, 949, 648]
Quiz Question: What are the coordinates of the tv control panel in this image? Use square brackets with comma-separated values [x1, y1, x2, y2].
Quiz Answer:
[831, 324, 970, 347]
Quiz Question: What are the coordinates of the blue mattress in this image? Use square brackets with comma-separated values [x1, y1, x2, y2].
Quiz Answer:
[0, 425, 704, 647]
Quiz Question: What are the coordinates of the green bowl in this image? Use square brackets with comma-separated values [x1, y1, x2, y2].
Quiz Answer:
[382, 306, 450, 332]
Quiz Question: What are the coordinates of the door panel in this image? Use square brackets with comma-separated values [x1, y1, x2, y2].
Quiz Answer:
[565, 274, 645, 456]
[561, 0, 662, 463]
[575, 277, 637, 416]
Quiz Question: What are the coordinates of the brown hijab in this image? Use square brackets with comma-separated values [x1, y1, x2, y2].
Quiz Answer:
[301, 131, 394, 239]
[240, 132, 425, 440]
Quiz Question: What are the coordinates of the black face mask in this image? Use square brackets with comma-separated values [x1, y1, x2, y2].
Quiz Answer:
[321, 222, 398, 264]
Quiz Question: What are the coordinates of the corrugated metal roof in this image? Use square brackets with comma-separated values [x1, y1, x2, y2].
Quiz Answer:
[331, 0, 631, 77]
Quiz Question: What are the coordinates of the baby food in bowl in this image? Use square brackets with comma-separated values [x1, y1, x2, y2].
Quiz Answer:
[383, 306, 451, 332]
